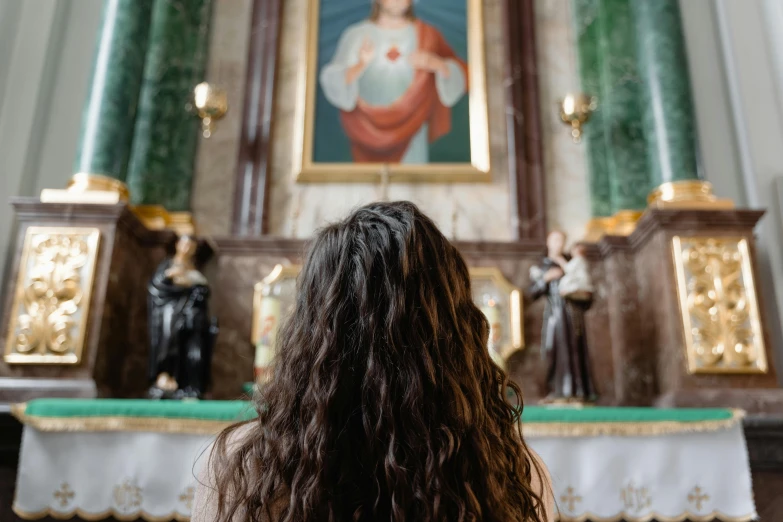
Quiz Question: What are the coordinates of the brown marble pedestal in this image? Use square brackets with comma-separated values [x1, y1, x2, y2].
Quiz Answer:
[0, 199, 172, 405]
[600, 209, 783, 412]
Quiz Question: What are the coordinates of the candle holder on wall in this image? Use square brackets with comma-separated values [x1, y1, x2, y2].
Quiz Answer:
[559, 92, 597, 143]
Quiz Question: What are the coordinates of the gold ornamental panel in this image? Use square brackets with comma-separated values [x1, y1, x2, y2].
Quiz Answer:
[4, 227, 101, 365]
[671, 236, 767, 374]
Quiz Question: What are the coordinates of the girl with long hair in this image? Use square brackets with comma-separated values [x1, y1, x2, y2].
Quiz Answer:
[194, 201, 553, 522]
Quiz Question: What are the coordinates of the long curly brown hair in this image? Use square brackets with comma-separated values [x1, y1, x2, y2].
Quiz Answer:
[211, 201, 546, 522]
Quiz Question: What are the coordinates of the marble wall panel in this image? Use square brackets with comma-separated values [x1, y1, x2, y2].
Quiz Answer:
[205, 245, 617, 403]
[208, 252, 300, 399]
[192, 0, 591, 241]
[192, 0, 253, 235]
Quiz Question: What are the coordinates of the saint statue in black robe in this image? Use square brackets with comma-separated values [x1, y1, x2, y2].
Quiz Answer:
[148, 236, 217, 399]
[528, 231, 596, 403]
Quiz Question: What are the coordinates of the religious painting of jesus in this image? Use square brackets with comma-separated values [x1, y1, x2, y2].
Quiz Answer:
[295, 0, 490, 182]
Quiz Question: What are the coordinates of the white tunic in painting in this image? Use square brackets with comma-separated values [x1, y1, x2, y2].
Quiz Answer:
[319, 21, 467, 163]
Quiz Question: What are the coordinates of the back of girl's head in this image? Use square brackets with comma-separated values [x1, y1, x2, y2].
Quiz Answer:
[213, 201, 545, 522]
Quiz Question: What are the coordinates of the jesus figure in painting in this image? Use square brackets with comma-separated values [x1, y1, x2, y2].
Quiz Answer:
[319, 0, 468, 164]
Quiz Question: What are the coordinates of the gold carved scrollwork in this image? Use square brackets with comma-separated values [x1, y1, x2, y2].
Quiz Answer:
[672, 236, 768, 374]
[4, 227, 101, 365]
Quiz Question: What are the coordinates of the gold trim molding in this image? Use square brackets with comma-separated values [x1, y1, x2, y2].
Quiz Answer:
[648, 180, 734, 209]
[295, 0, 490, 182]
[11, 402, 742, 437]
[4, 227, 101, 365]
[555, 511, 755, 522]
[167, 212, 196, 236]
[40, 173, 130, 204]
[13, 505, 191, 522]
[584, 210, 644, 242]
[13, 506, 754, 522]
[671, 236, 768, 374]
[131, 206, 196, 235]
[584, 216, 615, 242]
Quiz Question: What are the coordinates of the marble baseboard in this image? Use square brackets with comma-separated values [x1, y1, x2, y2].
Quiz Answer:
[655, 389, 783, 415]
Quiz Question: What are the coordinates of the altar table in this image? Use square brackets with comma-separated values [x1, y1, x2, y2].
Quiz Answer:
[10, 400, 756, 522]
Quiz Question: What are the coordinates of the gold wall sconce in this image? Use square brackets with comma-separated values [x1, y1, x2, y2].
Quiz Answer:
[192, 82, 228, 138]
[559, 93, 597, 143]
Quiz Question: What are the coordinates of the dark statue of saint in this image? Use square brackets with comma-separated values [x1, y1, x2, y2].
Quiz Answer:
[527, 230, 596, 404]
[148, 235, 218, 400]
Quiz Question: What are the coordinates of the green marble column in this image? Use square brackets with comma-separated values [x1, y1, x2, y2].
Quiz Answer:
[125, 0, 213, 210]
[573, 0, 651, 215]
[573, 0, 612, 218]
[597, 0, 649, 212]
[632, 0, 699, 184]
[73, 0, 154, 181]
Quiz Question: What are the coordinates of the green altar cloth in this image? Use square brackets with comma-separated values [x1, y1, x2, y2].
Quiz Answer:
[12, 399, 742, 437]
[21, 399, 256, 422]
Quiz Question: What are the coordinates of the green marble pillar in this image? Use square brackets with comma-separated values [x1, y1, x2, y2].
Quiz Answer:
[125, 0, 213, 210]
[573, 0, 612, 218]
[597, 0, 649, 212]
[632, 0, 699, 184]
[573, 0, 651, 215]
[73, 0, 154, 181]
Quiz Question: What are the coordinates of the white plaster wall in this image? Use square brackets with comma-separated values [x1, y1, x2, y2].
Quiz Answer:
[710, 0, 783, 381]
[0, 0, 102, 304]
[678, 0, 746, 206]
[34, 0, 103, 195]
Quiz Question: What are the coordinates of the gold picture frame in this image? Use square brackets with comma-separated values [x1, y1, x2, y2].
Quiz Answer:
[293, 0, 490, 183]
[251, 264, 302, 345]
[250, 265, 523, 362]
[469, 267, 524, 360]
[4, 227, 101, 365]
[671, 236, 768, 374]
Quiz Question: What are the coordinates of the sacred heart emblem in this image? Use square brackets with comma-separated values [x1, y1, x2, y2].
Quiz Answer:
[386, 45, 401, 62]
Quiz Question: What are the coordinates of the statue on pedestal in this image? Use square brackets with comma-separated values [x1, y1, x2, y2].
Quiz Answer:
[528, 231, 596, 404]
[147, 235, 217, 400]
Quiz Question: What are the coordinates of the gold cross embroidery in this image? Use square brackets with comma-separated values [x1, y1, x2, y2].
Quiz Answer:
[560, 486, 583, 512]
[179, 486, 195, 511]
[113, 479, 143, 511]
[53, 483, 74, 507]
[688, 486, 710, 511]
[621, 483, 652, 512]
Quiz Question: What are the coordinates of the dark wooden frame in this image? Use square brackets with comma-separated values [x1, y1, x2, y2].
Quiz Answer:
[232, 0, 283, 236]
[504, 0, 547, 241]
[232, 0, 547, 241]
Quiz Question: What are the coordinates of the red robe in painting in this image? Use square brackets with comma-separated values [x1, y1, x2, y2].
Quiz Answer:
[339, 20, 469, 163]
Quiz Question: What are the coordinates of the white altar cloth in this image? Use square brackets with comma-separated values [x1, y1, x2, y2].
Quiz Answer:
[12, 422, 756, 521]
